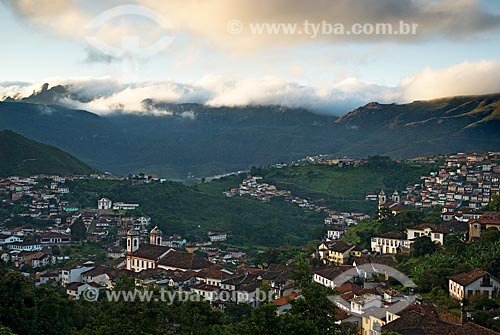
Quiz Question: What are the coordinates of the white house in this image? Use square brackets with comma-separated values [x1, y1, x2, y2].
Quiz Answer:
[61, 262, 95, 286]
[449, 269, 500, 301]
[7, 241, 42, 252]
[66, 282, 102, 300]
[39, 232, 72, 244]
[326, 228, 346, 240]
[350, 293, 382, 314]
[97, 198, 113, 210]
[313, 267, 346, 288]
[113, 202, 139, 210]
[371, 233, 411, 254]
[406, 224, 445, 245]
[207, 231, 227, 242]
[0, 234, 22, 245]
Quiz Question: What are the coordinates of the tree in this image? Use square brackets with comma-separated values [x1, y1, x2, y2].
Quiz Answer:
[224, 303, 252, 323]
[411, 236, 437, 257]
[51, 245, 61, 256]
[291, 253, 312, 288]
[238, 303, 283, 335]
[480, 228, 500, 246]
[0, 325, 16, 335]
[71, 219, 86, 242]
[482, 194, 500, 212]
[335, 322, 359, 335]
[443, 233, 466, 256]
[288, 284, 338, 334]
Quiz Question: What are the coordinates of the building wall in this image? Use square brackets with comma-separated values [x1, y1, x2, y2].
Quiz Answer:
[449, 277, 500, 300]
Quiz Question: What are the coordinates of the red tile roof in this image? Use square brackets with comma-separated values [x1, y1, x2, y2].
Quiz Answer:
[449, 269, 490, 286]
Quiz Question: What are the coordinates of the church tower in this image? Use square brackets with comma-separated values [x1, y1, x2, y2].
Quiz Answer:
[150, 226, 163, 246]
[392, 190, 400, 203]
[378, 189, 387, 206]
[127, 228, 140, 253]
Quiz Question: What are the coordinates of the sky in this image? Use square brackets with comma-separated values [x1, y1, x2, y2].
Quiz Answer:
[1, 0, 500, 115]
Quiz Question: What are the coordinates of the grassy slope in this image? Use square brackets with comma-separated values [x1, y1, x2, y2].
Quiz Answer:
[260, 158, 437, 213]
[0, 130, 96, 177]
[55, 159, 434, 250]
[64, 178, 325, 250]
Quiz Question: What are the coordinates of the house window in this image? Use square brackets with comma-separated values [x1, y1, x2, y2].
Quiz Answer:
[481, 276, 491, 287]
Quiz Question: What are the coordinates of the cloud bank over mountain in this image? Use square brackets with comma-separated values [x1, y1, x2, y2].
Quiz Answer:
[3, 60, 500, 116]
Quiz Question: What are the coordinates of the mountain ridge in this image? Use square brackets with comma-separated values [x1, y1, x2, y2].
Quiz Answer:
[0, 130, 97, 177]
[0, 91, 499, 178]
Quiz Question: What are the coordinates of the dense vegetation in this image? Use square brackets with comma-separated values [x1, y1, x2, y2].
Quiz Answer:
[63, 178, 325, 249]
[258, 156, 437, 212]
[1, 91, 500, 178]
[0, 130, 96, 177]
[0, 261, 355, 335]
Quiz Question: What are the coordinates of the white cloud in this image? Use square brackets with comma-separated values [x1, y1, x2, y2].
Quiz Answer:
[2, 60, 500, 115]
[401, 60, 500, 101]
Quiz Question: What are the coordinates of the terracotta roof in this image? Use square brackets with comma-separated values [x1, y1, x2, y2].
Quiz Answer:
[378, 231, 406, 239]
[19, 251, 47, 260]
[459, 322, 500, 335]
[158, 250, 212, 270]
[383, 310, 500, 335]
[352, 254, 397, 267]
[81, 265, 119, 278]
[313, 267, 349, 281]
[381, 311, 456, 335]
[261, 264, 293, 282]
[196, 265, 235, 280]
[135, 268, 195, 282]
[334, 282, 362, 294]
[449, 269, 490, 286]
[335, 308, 352, 321]
[272, 292, 300, 306]
[328, 241, 355, 253]
[130, 245, 171, 260]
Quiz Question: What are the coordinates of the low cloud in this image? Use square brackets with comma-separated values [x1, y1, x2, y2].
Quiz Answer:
[2, 60, 500, 115]
[401, 60, 500, 101]
[0, 76, 392, 116]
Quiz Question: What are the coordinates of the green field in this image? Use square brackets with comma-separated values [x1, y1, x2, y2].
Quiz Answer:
[259, 156, 437, 213]
[64, 178, 325, 251]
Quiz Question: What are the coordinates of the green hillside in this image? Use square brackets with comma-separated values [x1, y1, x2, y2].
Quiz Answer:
[1, 92, 499, 179]
[258, 156, 438, 212]
[0, 130, 97, 177]
[63, 177, 324, 249]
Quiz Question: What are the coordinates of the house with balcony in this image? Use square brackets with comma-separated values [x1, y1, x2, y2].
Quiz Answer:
[371, 232, 411, 254]
[449, 269, 500, 301]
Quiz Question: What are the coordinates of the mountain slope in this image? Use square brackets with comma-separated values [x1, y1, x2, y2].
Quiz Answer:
[335, 94, 500, 157]
[0, 93, 499, 178]
[0, 130, 97, 177]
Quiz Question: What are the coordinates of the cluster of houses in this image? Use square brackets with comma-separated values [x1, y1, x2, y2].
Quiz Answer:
[324, 212, 371, 227]
[305, 155, 367, 167]
[0, 226, 73, 269]
[312, 241, 500, 335]
[403, 152, 500, 211]
[0, 174, 126, 220]
[224, 176, 291, 202]
[26, 227, 290, 307]
[369, 200, 499, 255]
[227, 176, 352, 214]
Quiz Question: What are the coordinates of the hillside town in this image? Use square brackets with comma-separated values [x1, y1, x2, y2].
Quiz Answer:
[0, 152, 499, 335]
